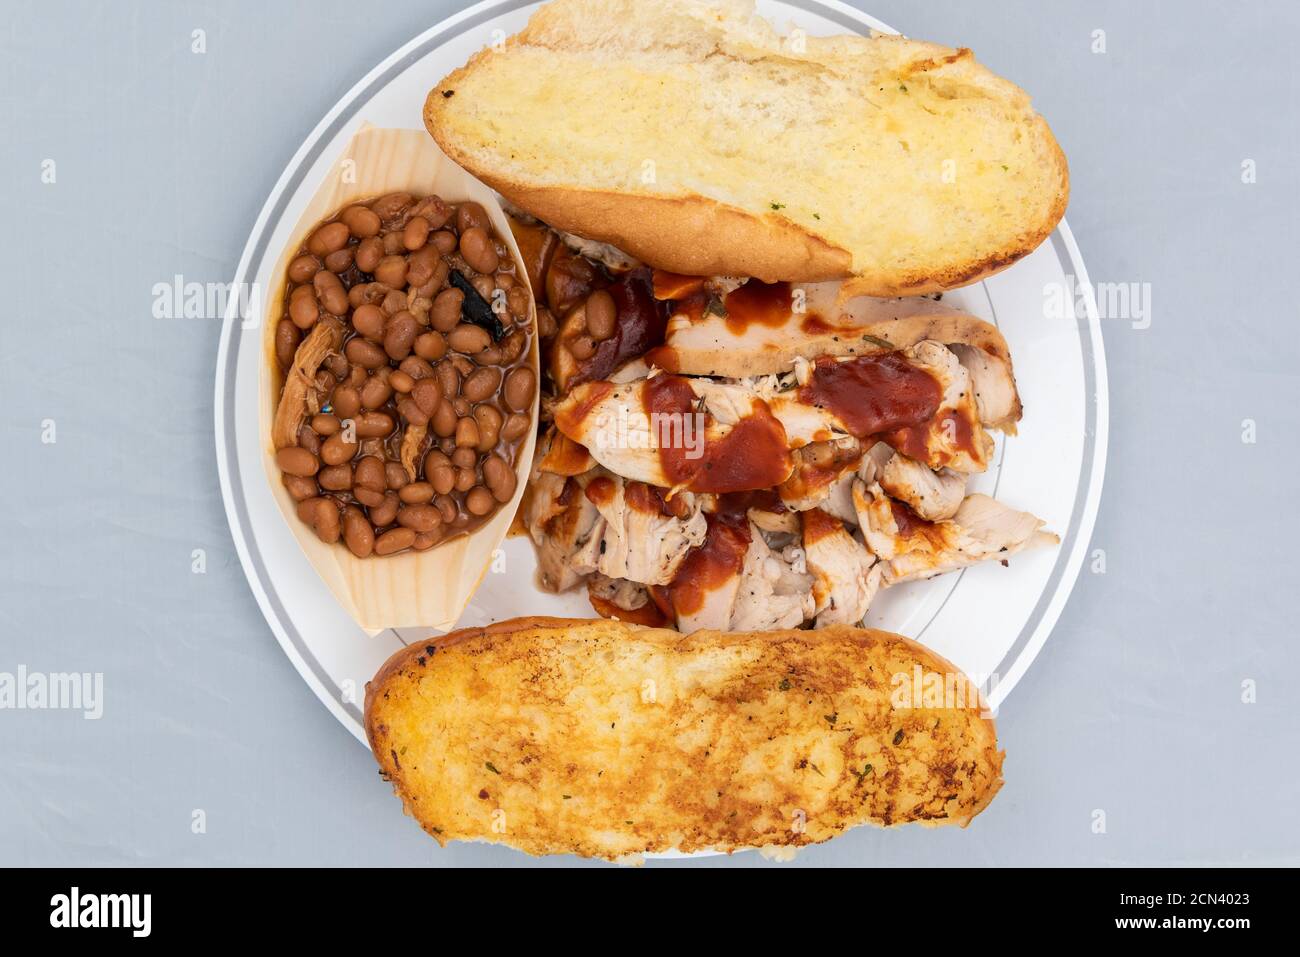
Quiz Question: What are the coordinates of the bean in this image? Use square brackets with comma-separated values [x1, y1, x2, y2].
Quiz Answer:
[456, 202, 490, 234]
[384, 311, 419, 360]
[297, 424, 321, 455]
[431, 288, 464, 332]
[474, 405, 503, 450]
[397, 397, 429, 428]
[495, 272, 515, 290]
[465, 486, 495, 516]
[413, 332, 447, 361]
[507, 286, 530, 319]
[434, 495, 460, 525]
[289, 290, 319, 329]
[409, 195, 452, 230]
[406, 246, 440, 287]
[381, 288, 407, 315]
[324, 353, 350, 379]
[454, 416, 480, 450]
[323, 247, 353, 273]
[276, 446, 319, 476]
[397, 504, 442, 533]
[472, 274, 496, 301]
[369, 492, 400, 527]
[308, 221, 350, 257]
[355, 236, 384, 272]
[403, 216, 431, 251]
[460, 226, 500, 274]
[501, 329, 526, 363]
[384, 461, 409, 490]
[314, 270, 348, 315]
[288, 255, 320, 283]
[503, 366, 536, 412]
[477, 344, 504, 365]
[428, 463, 455, 495]
[398, 482, 435, 505]
[359, 374, 393, 410]
[432, 402, 458, 438]
[585, 289, 617, 340]
[311, 413, 341, 436]
[383, 231, 406, 255]
[345, 338, 386, 369]
[448, 323, 490, 355]
[354, 411, 395, 438]
[354, 486, 386, 508]
[307, 498, 341, 543]
[318, 463, 353, 491]
[341, 205, 382, 238]
[369, 192, 413, 225]
[459, 366, 499, 403]
[351, 303, 386, 341]
[451, 446, 477, 469]
[374, 527, 416, 556]
[454, 467, 476, 493]
[400, 356, 435, 380]
[320, 432, 359, 466]
[435, 362, 461, 402]
[483, 454, 516, 502]
[412, 531, 442, 551]
[283, 473, 318, 501]
[275, 319, 301, 368]
[331, 384, 361, 420]
[432, 230, 457, 253]
[502, 412, 531, 441]
[374, 255, 408, 288]
[342, 507, 375, 557]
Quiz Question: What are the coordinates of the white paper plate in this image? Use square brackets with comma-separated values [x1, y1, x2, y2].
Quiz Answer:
[216, 0, 1108, 747]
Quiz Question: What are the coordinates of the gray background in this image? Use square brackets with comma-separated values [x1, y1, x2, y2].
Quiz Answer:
[1, 0, 1296, 867]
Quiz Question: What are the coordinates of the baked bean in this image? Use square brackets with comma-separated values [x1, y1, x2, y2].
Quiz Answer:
[324, 353, 350, 379]
[569, 334, 596, 360]
[308, 221, 350, 257]
[359, 374, 393, 410]
[495, 272, 515, 290]
[345, 337, 386, 369]
[503, 366, 536, 412]
[289, 290, 319, 330]
[384, 312, 419, 360]
[283, 473, 318, 501]
[434, 495, 460, 525]
[341, 205, 382, 239]
[585, 289, 617, 340]
[474, 405, 503, 450]
[465, 486, 494, 516]
[448, 323, 491, 354]
[482, 454, 516, 502]
[342, 507, 375, 558]
[435, 362, 461, 401]
[432, 230, 457, 253]
[355, 236, 384, 273]
[330, 384, 361, 420]
[352, 455, 384, 490]
[306, 497, 341, 544]
[454, 467, 477, 493]
[397, 504, 442, 533]
[507, 286, 531, 318]
[413, 332, 447, 361]
[407, 246, 440, 287]
[462, 366, 501, 403]
[403, 216, 431, 251]
[451, 446, 477, 470]
[276, 446, 319, 476]
[432, 402, 459, 437]
[389, 369, 415, 393]
[354, 411, 395, 438]
[374, 527, 416, 556]
[477, 345, 504, 365]
[351, 303, 386, 341]
[397, 397, 428, 428]
[472, 274, 496, 301]
[311, 413, 341, 436]
[324, 247, 353, 274]
[275, 319, 301, 368]
[456, 202, 490, 234]
[354, 485, 386, 508]
[454, 416, 480, 450]
[399, 482, 435, 505]
[297, 425, 320, 455]
[370, 192, 413, 225]
[384, 461, 409, 490]
[431, 288, 464, 332]
[412, 376, 443, 417]
[314, 270, 348, 315]
[411, 531, 442, 551]
[409, 195, 452, 229]
[374, 255, 408, 288]
[369, 492, 400, 527]
[320, 431, 359, 466]
[288, 255, 320, 283]
[502, 412, 531, 441]
[428, 462, 456, 495]
[382, 231, 405, 255]
[459, 226, 499, 273]
[318, 463, 353, 491]
[399, 356, 435, 380]
[501, 329, 527, 363]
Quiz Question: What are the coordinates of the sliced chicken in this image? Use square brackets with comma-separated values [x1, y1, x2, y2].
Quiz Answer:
[527, 471, 604, 593]
[728, 532, 815, 631]
[853, 480, 1057, 585]
[656, 515, 753, 632]
[583, 475, 707, 586]
[879, 452, 967, 522]
[586, 574, 668, 627]
[801, 508, 883, 627]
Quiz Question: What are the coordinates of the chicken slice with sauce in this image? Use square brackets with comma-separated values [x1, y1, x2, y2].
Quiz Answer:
[878, 452, 967, 522]
[582, 475, 707, 586]
[801, 508, 883, 627]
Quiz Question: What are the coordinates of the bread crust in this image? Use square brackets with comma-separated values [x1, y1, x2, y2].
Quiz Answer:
[366, 615, 1004, 860]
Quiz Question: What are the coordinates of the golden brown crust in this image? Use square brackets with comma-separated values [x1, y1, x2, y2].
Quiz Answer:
[366, 615, 1003, 861]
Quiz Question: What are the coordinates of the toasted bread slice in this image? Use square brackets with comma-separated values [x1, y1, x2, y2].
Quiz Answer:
[366, 616, 1003, 861]
[425, 0, 1068, 295]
